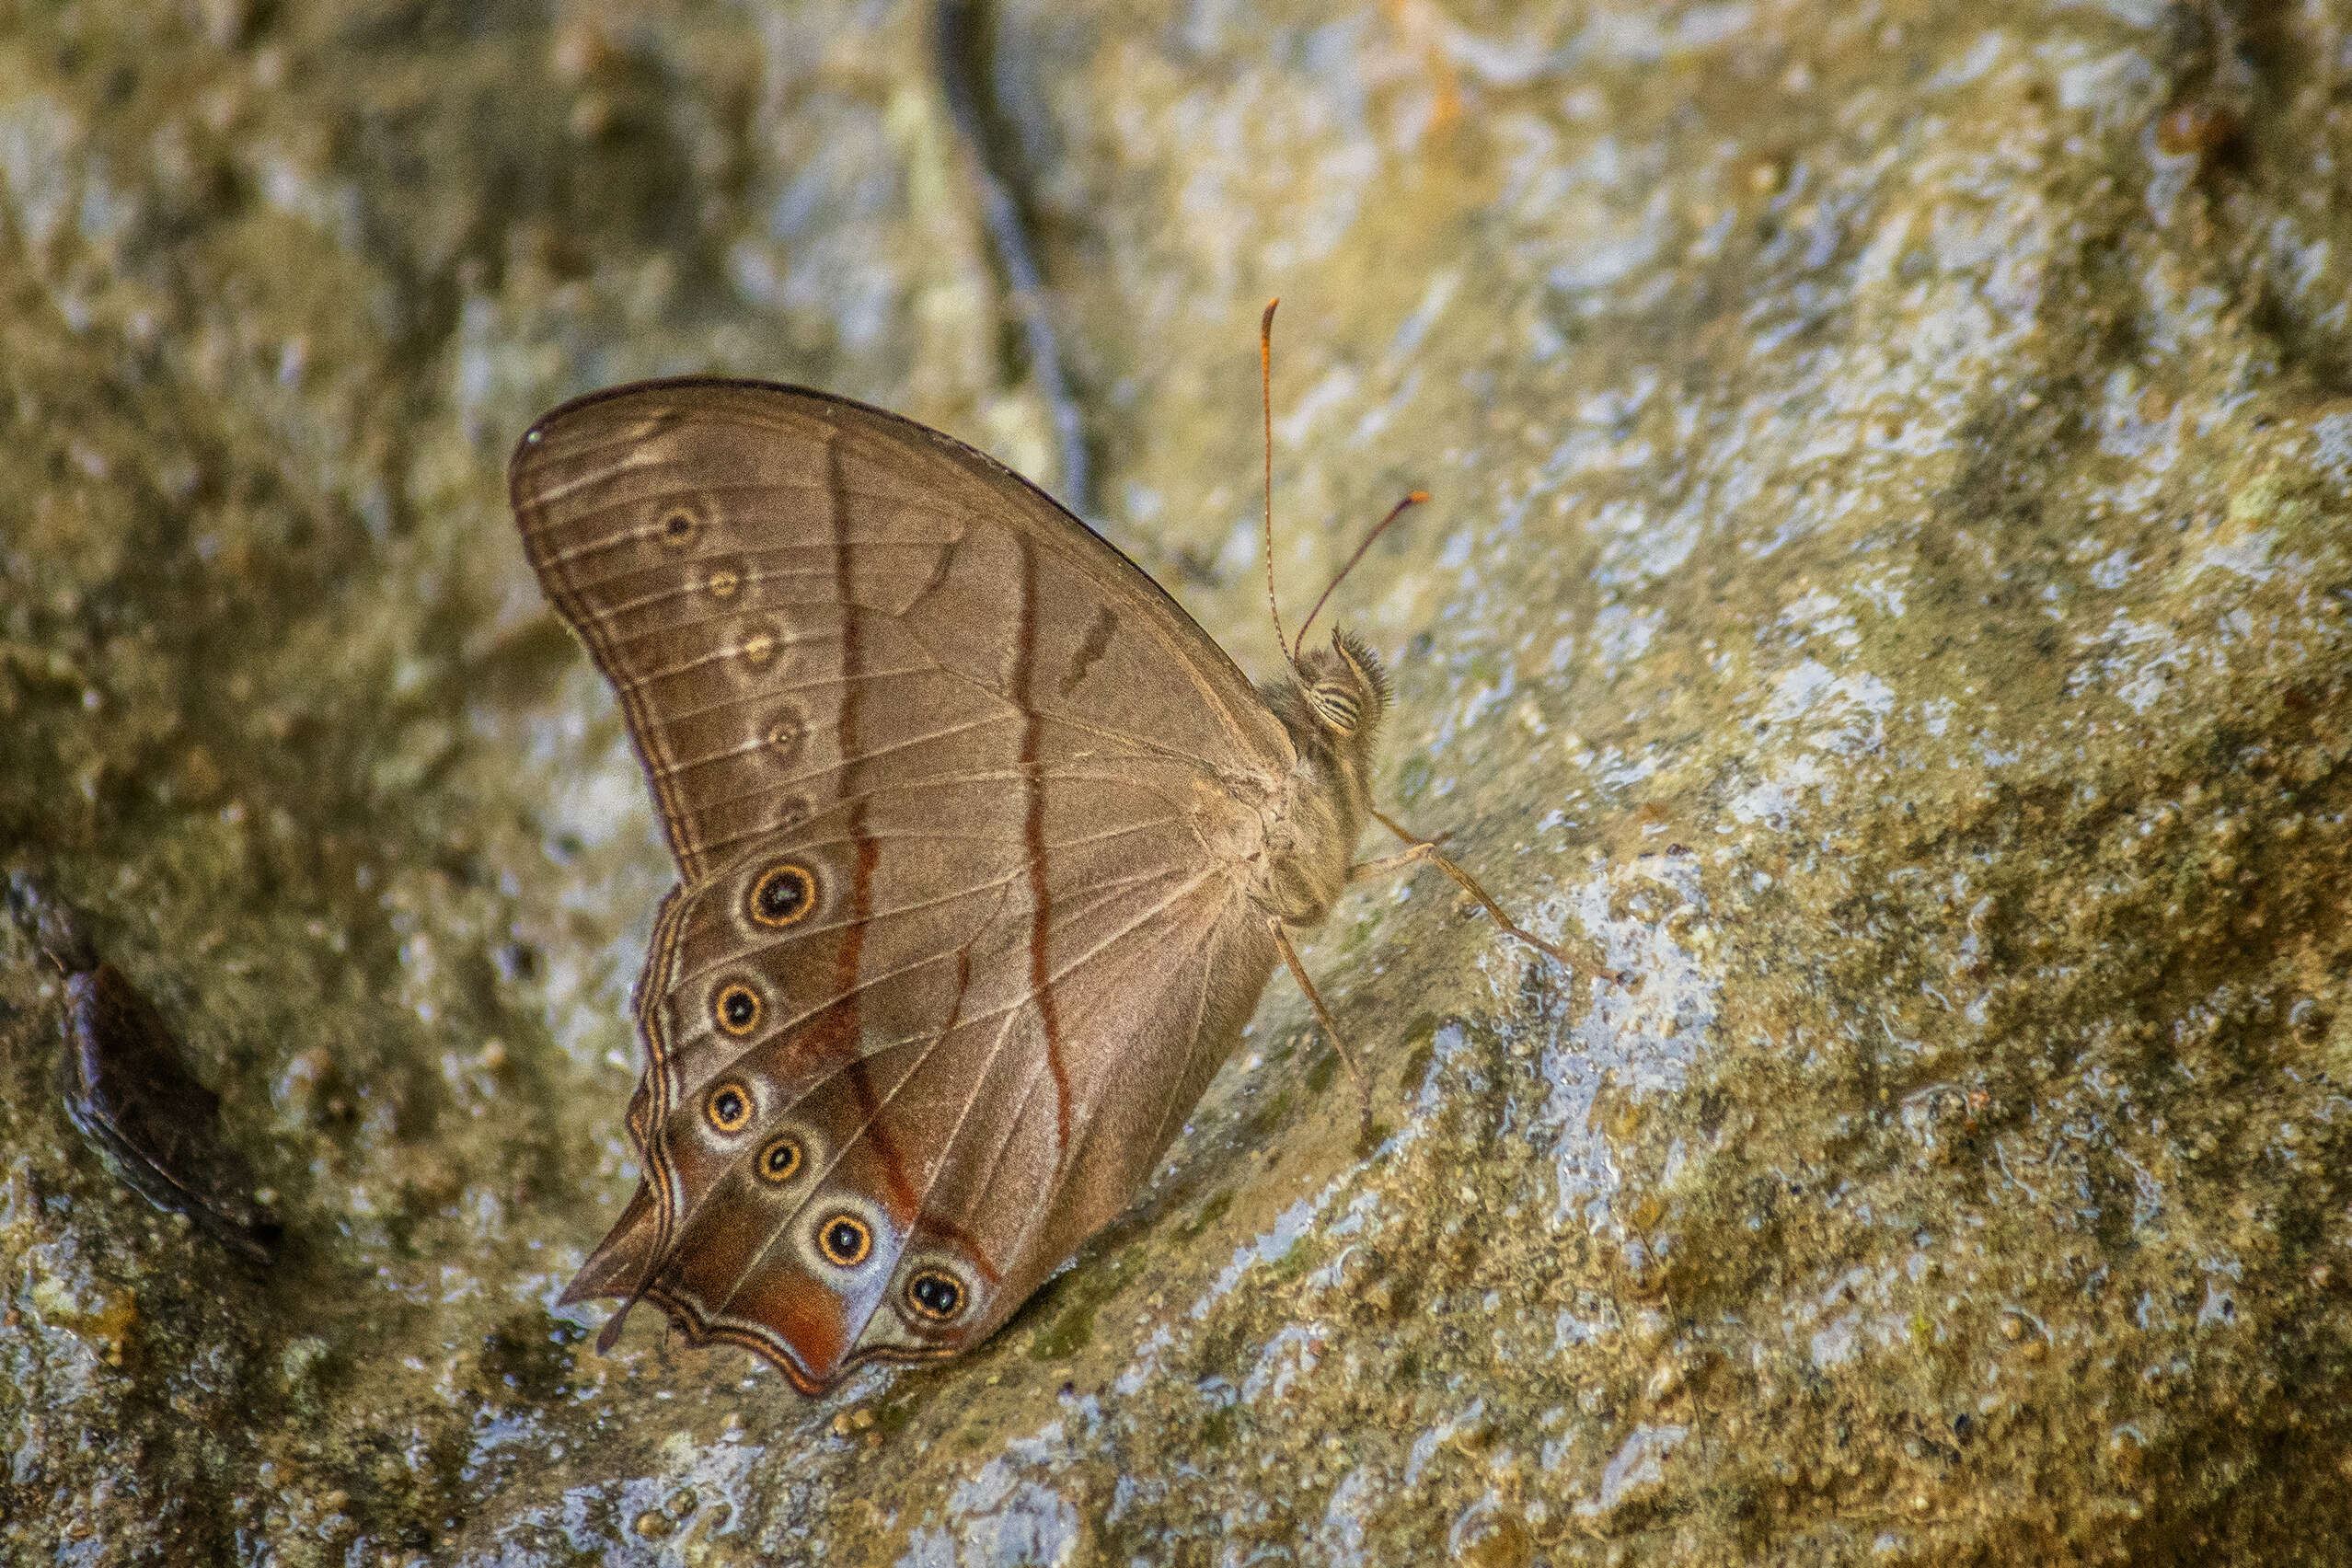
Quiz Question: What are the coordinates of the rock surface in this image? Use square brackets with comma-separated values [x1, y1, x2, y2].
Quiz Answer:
[3, 1, 2350, 1563]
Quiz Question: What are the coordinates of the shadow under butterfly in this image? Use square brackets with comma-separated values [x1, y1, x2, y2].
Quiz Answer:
[513, 306, 1615, 1394]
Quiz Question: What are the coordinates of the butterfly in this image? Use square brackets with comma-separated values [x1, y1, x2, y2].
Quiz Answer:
[514, 310, 1603, 1392]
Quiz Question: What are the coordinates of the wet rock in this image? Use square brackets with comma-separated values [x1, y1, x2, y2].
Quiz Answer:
[2, 0, 2349, 1563]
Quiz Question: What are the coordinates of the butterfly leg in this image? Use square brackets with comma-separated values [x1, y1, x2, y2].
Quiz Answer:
[1268, 919, 1373, 1134]
[1358, 808, 1621, 985]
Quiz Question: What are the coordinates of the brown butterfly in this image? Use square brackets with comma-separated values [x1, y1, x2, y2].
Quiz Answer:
[515, 309, 1602, 1393]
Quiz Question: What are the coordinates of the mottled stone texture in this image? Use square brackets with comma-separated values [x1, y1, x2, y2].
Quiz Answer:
[3, 0, 2350, 1563]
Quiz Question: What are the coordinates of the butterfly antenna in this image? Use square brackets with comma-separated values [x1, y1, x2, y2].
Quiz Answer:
[1261, 298, 1292, 665]
[1295, 490, 1429, 651]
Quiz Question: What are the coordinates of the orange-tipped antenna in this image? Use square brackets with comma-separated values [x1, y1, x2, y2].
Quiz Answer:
[1260, 298, 1292, 665]
[1295, 490, 1430, 650]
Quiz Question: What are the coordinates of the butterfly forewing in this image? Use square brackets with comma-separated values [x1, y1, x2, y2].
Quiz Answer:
[513, 379, 1294, 1389]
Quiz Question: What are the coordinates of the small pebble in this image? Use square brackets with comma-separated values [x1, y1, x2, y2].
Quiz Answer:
[2153, 101, 2238, 158]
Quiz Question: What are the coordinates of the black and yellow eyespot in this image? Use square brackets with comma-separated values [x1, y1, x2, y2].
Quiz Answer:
[818, 1214, 871, 1268]
[660, 508, 698, 546]
[905, 1268, 964, 1321]
[714, 981, 763, 1036]
[704, 1079, 754, 1134]
[755, 1133, 803, 1184]
[749, 862, 816, 928]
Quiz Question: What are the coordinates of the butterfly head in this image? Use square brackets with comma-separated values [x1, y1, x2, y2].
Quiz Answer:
[1293, 628, 1389, 740]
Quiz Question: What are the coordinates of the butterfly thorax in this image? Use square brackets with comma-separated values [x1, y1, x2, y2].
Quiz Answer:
[1250, 629, 1389, 928]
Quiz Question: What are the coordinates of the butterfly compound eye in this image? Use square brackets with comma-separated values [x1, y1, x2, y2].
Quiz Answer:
[704, 1080, 754, 1134]
[713, 981, 763, 1036]
[818, 1214, 871, 1267]
[748, 862, 816, 928]
[905, 1269, 965, 1321]
[755, 1133, 802, 1183]
[1309, 682, 1362, 733]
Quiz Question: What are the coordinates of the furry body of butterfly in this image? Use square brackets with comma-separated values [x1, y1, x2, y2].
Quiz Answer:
[512, 379, 1436, 1394]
